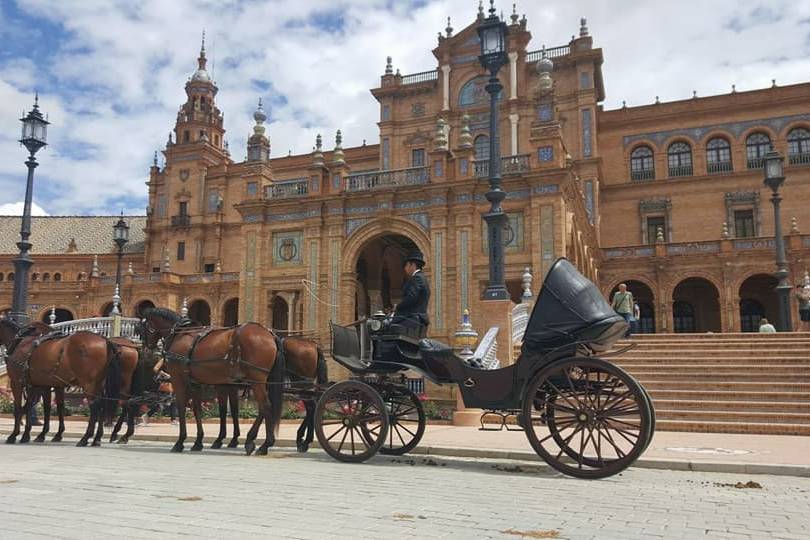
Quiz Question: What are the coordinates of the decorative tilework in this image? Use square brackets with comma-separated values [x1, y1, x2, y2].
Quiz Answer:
[382, 138, 390, 170]
[584, 180, 594, 224]
[244, 232, 256, 321]
[346, 206, 376, 214]
[394, 200, 429, 209]
[604, 247, 655, 258]
[310, 176, 320, 193]
[328, 207, 343, 215]
[308, 240, 318, 329]
[451, 54, 479, 65]
[533, 184, 559, 194]
[455, 193, 472, 204]
[431, 196, 446, 205]
[538, 146, 553, 161]
[622, 113, 810, 148]
[329, 239, 340, 321]
[332, 173, 341, 190]
[459, 230, 469, 312]
[733, 238, 776, 250]
[433, 232, 443, 329]
[406, 213, 430, 230]
[482, 212, 524, 252]
[346, 218, 370, 236]
[272, 231, 303, 265]
[411, 102, 426, 117]
[243, 214, 263, 223]
[459, 158, 468, 176]
[537, 103, 553, 122]
[434, 160, 443, 177]
[579, 72, 591, 89]
[540, 205, 554, 278]
[582, 108, 593, 157]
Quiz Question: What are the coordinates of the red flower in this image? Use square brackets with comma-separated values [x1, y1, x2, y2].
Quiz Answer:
[417, 393, 428, 402]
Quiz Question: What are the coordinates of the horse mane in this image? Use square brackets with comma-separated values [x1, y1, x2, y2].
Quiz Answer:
[0, 318, 21, 333]
[18, 321, 52, 337]
[143, 307, 184, 324]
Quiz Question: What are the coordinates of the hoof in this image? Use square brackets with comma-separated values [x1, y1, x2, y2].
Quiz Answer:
[190, 443, 203, 452]
[210, 439, 223, 449]
[76, 439, 89, 447]
[227, 438, 239, 449]
[5, 436, 16, 444]
[116, 437, 129, 445]
[34, 434, 46, 443]
[19, 435, 30, 444]
[255, 445, 268, 456]
[91, 440, 101, 447]
[109, 435, 118, 443]
[51, 434, 63, 443]
[170, 443, 184, 453]
[244, 441, 255, 456]
[297, 442, 310, 453]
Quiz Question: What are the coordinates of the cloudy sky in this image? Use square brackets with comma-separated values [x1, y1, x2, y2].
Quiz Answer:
[1, 0, 809, 216]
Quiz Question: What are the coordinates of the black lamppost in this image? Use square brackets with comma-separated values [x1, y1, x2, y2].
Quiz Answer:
[478, 1, 509, 301]
[113, 212, 130, 314]
[11, 95, 49, 324]
[763, 150, 793, 331]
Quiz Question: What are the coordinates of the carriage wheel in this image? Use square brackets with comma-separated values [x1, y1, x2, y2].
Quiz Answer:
[641, 385, 656, 452]
[363, 388, 426, 456]
[522, 357, 652, 479]
[315, 380, 389, 463]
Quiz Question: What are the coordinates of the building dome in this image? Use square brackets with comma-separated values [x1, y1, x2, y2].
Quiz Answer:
[536, 55, 553, 74]
[191, 68, 211, 83]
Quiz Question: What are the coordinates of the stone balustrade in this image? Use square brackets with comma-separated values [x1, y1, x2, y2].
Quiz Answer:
[265, 178, 309, 199]
[345, 166, 429, 192]
[473, 154, 530, 178]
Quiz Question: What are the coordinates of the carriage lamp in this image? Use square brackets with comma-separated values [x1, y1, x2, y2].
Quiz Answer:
[478, 1, 510, 301]
[10, 95, 49, 324]
[368, 319, 383, 332]
[762, 150, 792, 331]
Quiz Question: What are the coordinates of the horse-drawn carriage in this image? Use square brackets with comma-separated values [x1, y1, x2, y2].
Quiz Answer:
[320, 259, 655, 479]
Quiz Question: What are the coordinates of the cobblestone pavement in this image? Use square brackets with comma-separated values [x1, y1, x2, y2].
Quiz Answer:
[1, 440, 808, 539]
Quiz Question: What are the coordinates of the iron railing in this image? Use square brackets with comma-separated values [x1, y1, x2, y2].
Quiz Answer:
[747, 157, 765, 169]
[707, 161, 733, 174]
[473, 154, 530, 178]
[171, 215, 190, 227]
[401, 69, 439, 85]
[668, 165, 693, 178]
[265, 178, 309, 199]
[789, 152, 810, 165]
[631, 169, 655, 181]
[345, 166, 429, 192]
[526, 45, 570, 62]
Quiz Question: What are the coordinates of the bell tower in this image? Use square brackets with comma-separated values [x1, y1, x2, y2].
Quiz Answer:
[174, 32, 225, 150]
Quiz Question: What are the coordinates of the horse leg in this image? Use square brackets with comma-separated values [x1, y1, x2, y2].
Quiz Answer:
[20, 388, 39, 444]
[252, 383, 274, 456]
[244, 414, 262, 456]
[227, 386, 241, 448]
[299, 399, 316, 453]
[91, 399, 106, 446]
[6, 382, 24, 444]
[52, 387, 65, 442]
[34, 388, 52, 443]
[77, 397, 98, 447]
[296, 409, 307, 452]
[110, 408, 126, 443]
[190, 388, 204, 452]
[172, 387, 188, 453]
[118, 401, 137, 444]
[211, 387, 227, 449]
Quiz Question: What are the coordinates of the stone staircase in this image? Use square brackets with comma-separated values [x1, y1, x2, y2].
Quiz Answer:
[609, 333, 810, 436]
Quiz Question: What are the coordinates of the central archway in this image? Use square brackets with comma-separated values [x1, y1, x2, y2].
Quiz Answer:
[672, 277, 721, 333]
[353, 233, 419, 320]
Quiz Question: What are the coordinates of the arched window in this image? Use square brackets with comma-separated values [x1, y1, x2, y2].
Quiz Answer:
[630, 146, 655, 181]
[0, 273, 4, 282]
[42, 273, 50, 282]
[788, 128, 810, 164]
[667, 142, 693, 177]
[706, 137, 732, 174]
[474, 134, 490, 161]
[31, 273, 39, 281]
[54, 273, 62, 282]
[458, 76, 500, 107]
[745, 132, 771, 168]
[7, 272, 14, 281]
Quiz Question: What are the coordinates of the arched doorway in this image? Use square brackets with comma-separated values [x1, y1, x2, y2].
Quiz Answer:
[42, 308, 74, 324]
[271, 295, 288, 332]
[134, 300, 156, 318]
[354, 233, 418, 320]
[609, 280, 656, 333]
[739, 274, 778, 332]
[188, 299, 211, 325]
[223, 298, 239, 326]
[672, 277, 721, 333]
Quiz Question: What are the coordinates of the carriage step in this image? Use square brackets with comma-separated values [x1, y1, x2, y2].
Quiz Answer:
[654, 419, 810, 436]
[651, 399, 810, 412]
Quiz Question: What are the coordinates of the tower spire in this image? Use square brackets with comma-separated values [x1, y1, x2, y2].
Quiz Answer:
[198, 30, 207, 71]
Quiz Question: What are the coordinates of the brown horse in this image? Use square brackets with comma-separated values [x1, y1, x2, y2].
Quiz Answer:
[140, 308, 283, 455]
[3, 321, 123, 447]
[240, 336, 328, 452]
[0, 319, 65, 443]
[102, 337, 143, 445]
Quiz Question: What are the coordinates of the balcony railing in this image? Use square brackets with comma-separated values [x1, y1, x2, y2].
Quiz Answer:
[171, 215, 190, 227]
[789, 152, 810, 165]
[526, 45, 570, 62]
[707, 161, 733, 174]
[747, 157, 765, 169]
[401, 69, 439, 85]
[630, 169, 655, 182]
[345, 166, 429, 192]
[265, 178, 309, 199]
[668, 165, 693, 178]
[473, 154, 531, 178]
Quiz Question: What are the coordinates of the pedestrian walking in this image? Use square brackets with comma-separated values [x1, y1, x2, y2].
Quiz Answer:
[611, 283, 635, 337]
[758, 318, 776, 333]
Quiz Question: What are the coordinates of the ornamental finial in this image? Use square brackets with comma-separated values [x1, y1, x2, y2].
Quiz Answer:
[722, 222, 730, 239]
[180, 297, 189, 317]
[478, 0, 485, 19]
[385, 56, 392, 75]
[791, 216, 799, 234]
[511, 4, 519, 24]
[579, 17, 589, 37]
[49, 306, 56, 325]
[445, 17, 453, 37]
[522, 267, 533, 303]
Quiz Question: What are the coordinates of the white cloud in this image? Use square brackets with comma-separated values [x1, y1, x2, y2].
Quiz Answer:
[0, 201, 50, 216]
[1, 0, 810, 214]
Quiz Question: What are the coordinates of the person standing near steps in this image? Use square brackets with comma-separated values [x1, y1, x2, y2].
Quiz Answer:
[611, 283, 635, 337]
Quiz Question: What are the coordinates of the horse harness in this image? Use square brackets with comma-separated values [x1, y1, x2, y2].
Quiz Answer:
[9, 330, 71, 388]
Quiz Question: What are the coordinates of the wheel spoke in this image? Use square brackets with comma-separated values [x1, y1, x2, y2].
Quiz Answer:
[393, 424, 407, 446]
[598, 423, 627, 459]
[336, 426, 349, 452]
[349, 424, 356, 455]
[395, 421, 416, 438]
[325, 424, 347, 442]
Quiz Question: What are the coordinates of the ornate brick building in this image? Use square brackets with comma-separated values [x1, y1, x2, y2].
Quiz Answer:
[2, 11, 810, 342]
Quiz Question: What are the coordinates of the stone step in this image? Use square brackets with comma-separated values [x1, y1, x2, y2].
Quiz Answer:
[625, 370, 807, 382]
[654, 408, 810, 424]
[617, 364, 810, 374]
[654, 419, 810, 436]
[615, 347, 810, 354]
[613, 356, 810, 365]
[641, 380, 810, 391]
[648, 389, 810, 402]
[651, 399, 810, 412]
[620, 333, 810, 340]
[615, 341, 810, 350]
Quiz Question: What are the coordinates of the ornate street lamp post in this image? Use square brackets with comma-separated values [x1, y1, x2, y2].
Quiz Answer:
[112, 213, 130, 315]
[478, 0, 510, 300]
[11, 95, 49, 324]
[763, 150, 793, 331]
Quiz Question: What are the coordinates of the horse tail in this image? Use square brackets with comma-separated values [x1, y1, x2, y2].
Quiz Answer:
[128, 349, 145, 401]
[268, 336, 286, 434]
[104, 340, 122, 420]
[316, 345, 328, 385]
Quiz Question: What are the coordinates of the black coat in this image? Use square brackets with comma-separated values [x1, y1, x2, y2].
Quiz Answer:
[395, 270, 430, 323]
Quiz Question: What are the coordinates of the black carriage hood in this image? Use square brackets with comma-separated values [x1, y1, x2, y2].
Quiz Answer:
[523, 258, 625, 352]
